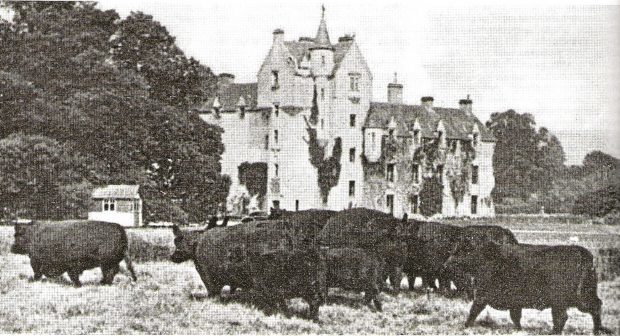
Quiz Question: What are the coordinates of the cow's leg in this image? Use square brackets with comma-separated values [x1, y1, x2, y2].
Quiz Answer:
[510, 308, 522, 330]
[551, 306, 568, 334]
[405, 271, 416, 290]
[583, 298, 612, 335]
[195, 264, 220, 298]
[30, 261, 43, 282]
[101, 263, 119, 285]
[464, 300, 486, 327]
[67, 270, 82, 287]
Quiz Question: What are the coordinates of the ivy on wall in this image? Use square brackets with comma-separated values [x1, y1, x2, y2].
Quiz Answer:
[309, 81, 319, 126]
[303, 81, 342, 204]
[238, 162, 268, 207]
[363, 132, 477, 216]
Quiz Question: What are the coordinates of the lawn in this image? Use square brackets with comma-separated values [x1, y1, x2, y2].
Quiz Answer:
[0, 221, 618, 334]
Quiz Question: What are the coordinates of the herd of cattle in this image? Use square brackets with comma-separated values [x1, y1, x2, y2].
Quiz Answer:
[10, 208, 613, 334]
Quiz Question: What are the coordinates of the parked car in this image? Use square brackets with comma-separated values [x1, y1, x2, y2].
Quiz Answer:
[241, 211, 269, 223]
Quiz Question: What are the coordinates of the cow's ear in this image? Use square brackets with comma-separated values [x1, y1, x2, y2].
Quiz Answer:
[172, 225, 180, 236]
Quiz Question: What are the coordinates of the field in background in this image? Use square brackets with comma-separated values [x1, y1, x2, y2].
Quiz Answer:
[1, 217, 619, 334]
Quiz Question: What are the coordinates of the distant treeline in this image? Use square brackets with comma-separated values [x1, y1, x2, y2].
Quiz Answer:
[487, 110, 619, 220]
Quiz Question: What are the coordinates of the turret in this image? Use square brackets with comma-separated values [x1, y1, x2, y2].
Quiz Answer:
[309, 6, 334, 77]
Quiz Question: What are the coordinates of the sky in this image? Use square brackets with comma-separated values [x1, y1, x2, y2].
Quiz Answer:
[94, 2, 618, 164]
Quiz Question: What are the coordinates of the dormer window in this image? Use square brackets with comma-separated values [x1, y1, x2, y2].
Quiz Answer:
[349, 74, 360, 92]
[473, 133, 479, 146]
[413, 129, 420, 145]
[274, 104, 279, 117]
[388, 129, 394, 138]
[271, 70, 279, 90]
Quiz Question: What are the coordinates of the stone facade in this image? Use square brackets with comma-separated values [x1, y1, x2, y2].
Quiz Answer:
[198, 8, 496, 218]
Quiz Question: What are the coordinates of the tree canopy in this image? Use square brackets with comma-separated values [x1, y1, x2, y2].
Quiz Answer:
[0, 2, 228, 222]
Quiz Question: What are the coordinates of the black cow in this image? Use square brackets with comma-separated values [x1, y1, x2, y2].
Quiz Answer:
[318, 208, 412, 293]
[249, 247, 327, 321]
[404, 221, 461, 291]
[444, 240, 612, 334]
[192, 219, 314, 298]
[325, 247, 385, 311]
[11, 221, 137, 286]
[170, 225, 205, 263]
[404, 221, 517, 293]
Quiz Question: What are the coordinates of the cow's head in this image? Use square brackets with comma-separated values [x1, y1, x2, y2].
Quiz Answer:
[11, 223, 34, 255]
[443, 240, 501, 274]
[170, 225, 203, 263]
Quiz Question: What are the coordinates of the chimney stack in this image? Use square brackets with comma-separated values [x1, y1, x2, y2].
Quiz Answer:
[273, 28, 284, 44]
[218, 73, 235, 86]
[387, 72, 403, 104]
[459, 95, 473, 115]
[421, 96, 434, 108]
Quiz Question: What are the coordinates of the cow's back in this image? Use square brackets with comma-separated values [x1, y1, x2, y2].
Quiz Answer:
[462, 225, 518, 245]
[496, 244, 596, 307]
[30, 221, 127, 271]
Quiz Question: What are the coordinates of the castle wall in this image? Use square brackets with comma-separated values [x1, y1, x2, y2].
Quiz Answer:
[325, 43, 372, 210]
[200, 111, 269, 211]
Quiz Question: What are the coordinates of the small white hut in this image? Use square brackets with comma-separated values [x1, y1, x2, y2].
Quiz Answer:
[88, 185, 142, 227]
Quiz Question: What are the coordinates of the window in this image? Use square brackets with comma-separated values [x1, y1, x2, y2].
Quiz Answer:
[103, 199, 115, 212]
[450, 139, 458, 152]
[349, 148, 356, 162]
[387, 164, 395, 182]
[412, 164, 419, 183]
[349, 114, 356, 127]
[371, 132, 375, 147]
[275, 164, 279, 177]
[264, 134, 269, 149]
[349, 75, 360, 92]
[274, 130, 279, 144]
[274, 105, 279, 117]
[437, 130, 444, 145]
[472, 165, 479, 185]
[272, 200, 280, 210]
[295, 200, 299, 211]
[471, 195, 478, 214]
[271, 70, 279, 90]
[321, 55, 325, 65]
[437, 164, 444, 184]
[321, 119, 324, 129]
[411, 195, 419, 214]
[349, 180, 355, 196]
[386, 195, 394, 214]
[388, 129, 394, 137]
[473, 133, 479, 146]
[413, 130, 420, 144]
[321, 88, 325, 100]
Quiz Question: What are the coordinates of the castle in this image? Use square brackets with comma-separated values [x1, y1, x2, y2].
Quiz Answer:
[198, 8, 496, 218]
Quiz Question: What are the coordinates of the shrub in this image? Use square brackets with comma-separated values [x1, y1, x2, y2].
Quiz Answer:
[573, 184, 620, 218]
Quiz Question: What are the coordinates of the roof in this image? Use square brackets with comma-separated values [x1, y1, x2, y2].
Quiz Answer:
[312, 11, 332, 49]
[283, 39, 353, 75]
[92, 185, 140, 199]
[364, 102, 496, 141]
[195, 83, 258, 112]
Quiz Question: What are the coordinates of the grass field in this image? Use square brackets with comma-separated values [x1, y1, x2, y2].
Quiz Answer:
[0, 219, 619, 334]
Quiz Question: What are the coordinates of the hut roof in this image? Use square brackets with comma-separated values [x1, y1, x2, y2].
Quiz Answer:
[91, 185, 140, 199]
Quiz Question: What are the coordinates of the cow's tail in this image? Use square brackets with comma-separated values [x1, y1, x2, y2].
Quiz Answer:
[124, 252, 137, 281]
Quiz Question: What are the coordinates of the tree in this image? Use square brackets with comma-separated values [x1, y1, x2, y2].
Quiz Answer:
[109, 11, 217, 109]
[0, 2, 228, 221]
[0, 133, 88, 219]
[486, 110, 566, 204]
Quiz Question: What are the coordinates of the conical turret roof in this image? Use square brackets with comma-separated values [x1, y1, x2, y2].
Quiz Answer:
[311, 5, 333, 50]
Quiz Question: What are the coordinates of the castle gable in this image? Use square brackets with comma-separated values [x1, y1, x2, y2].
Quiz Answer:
[197, 83, 258, 112]
[365, 102, 495, 141]
[282, 39, 353, 76]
